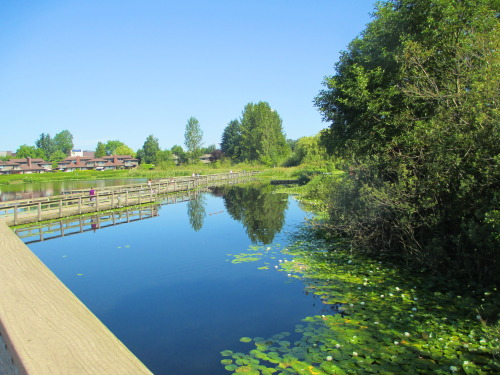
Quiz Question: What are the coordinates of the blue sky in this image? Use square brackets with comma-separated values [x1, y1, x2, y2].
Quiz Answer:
[0, 0, 376, 152]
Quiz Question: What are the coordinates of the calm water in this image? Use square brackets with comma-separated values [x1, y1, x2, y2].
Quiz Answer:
[0, 178, 146, 202]
[25, 186, 329, 374]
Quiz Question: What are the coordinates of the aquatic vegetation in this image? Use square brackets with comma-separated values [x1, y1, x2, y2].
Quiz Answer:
[222, 234, 500, 374]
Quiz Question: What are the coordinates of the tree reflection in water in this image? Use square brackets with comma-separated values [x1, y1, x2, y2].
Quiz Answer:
[211, 184, 289, 244]
[187, 192, 206, 231]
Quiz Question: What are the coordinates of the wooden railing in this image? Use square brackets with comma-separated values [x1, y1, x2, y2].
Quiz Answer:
[1, 171, 258, 226]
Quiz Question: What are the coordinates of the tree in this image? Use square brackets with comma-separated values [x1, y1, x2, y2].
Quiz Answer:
[105, 140, 124, 156]
[16, 145, 45, 159]
[114, 144, 136, 157]
[314, 0, 500, 282]
[221, 119, 242, 159]
[284, 135, 329, 166]
[95, 142, 106, 158]
[54, 130, 74, 155]
[239, 102, 289, 165]
[141, 135, 160, 164]
[171, 145, 188, 164]
[184, 117, 204, 163]
[202, 144, 217, 154]
[155, 149, 175, 168]
[35, 133, 56, 159]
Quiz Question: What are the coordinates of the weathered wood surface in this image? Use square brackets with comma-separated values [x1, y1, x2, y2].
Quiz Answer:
[0, 220, 153, 374]
[0, 171, 258, 226]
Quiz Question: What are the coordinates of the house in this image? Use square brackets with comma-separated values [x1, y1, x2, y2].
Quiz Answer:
[57, 155, 138, 172]
[0, 158, 50, 175]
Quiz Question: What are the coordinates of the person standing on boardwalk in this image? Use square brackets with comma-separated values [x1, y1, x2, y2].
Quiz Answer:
[89, 187, 96, 204]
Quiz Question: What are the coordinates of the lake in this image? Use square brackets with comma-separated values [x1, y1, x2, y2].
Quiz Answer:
[23, 184, 329, 374]
[0, 178, 146, 202]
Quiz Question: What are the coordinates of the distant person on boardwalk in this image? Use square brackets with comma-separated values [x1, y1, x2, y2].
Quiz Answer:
[89, 187, 96, 204]
[148, 179, 152, 189]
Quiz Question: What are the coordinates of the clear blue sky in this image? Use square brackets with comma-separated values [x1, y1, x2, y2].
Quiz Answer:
[0, 0, 376, 152]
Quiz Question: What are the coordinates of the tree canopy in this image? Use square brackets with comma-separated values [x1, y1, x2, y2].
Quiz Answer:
[184, 117, 204, 163]
[239, 102, 289, 165]
[314, 0, 499, 282]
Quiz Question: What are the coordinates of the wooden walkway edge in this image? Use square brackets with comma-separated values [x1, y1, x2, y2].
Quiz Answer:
[0, 220, 153, 374]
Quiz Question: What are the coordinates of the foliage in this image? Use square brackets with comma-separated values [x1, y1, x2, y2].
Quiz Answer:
[94, 142, 106, 158]
[283, 135, 330, 167]
[104, 140, 125, 156]
[35, 133, 56, 159]
[314, 0, 500, 283]
[184, 116, 204, 163]
[223, 229, 500, 374]
[53, 130, 74, 155]
[221, 119, 242, 160]
[114, 144, 136, 157]
[171, 145, 188, 165]
[239, 102, 290, 166]
[140, 135, 161, 164]
[15, 144, 46, 159]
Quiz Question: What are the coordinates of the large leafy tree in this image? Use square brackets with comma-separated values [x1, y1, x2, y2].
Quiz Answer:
[114, 144, 136, 157]
[315, 0, 499, 281]
[54, 130, 74, 155]
[184, 117, 204, 163]
[140, 135, 161, 164]
[239, 102, 289, 165]
[105, 140, 125, 156]
[16, 144, 46, 159]
[221, 119, 242, 160]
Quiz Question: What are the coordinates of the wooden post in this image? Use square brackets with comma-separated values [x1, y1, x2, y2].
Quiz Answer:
[14, 205, 18, 225]
[95, 193, 99, 211]
[126, 191, 129, 206]
[59, 200, 62, 218]
[38, 202, 42, 221]
[112, 191, 115, 208]
[78, 197, 82, 214]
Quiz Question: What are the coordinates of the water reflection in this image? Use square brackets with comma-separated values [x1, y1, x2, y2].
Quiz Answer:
[0, 178, 146, 202]
[212, 185, 289, 244]
[187, 193, 206, 231]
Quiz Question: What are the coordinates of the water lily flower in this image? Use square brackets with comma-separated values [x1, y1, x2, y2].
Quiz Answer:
[287, 274, 291, 277]
[380, 295, 385, 298]
[463, 361, 469, 365]
[352, 352, 358, 356]
[394, 341, 399, 345]
[450, 366, 458, 372]
[348, 260, 352, 264]
[414, 298, 418, 301]
[404, 332, 410, 337]
[476, 315, 482, 320]
[396, 287, 400, 291]
[274, 265, 278, 269]
[412, 307, 417, 311]
[335, 344, 341, 349]
[374, 322, 379, 325]
[326, 356, 333, 361]
[279, 260, 283, 263]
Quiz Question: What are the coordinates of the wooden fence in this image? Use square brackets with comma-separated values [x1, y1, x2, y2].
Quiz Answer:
[0, 171, 258, 226]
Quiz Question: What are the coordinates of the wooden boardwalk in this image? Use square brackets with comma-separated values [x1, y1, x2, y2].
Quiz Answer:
[0, 220, 153, 374]
[0, 171, 257, 226]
